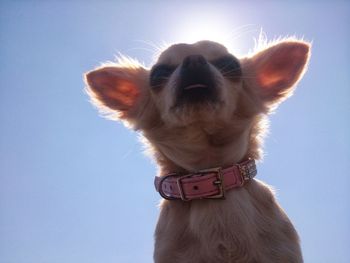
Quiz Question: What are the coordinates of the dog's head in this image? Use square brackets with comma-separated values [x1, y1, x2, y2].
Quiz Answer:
[148, 41, 243, 127]
[85, 39, 310, 170]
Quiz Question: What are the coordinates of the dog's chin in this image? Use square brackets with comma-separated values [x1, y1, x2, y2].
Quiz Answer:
[167, 97, 225, 127]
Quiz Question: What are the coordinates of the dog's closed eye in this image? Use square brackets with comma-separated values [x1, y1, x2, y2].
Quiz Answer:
[211, 55, 242, 80]
[150, 64, 177, 90]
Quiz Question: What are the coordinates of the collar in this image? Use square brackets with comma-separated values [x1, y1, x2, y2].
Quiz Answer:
[154, 159, 257, 201]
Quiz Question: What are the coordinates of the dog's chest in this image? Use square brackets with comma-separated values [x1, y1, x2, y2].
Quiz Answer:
[154, 182, 302, 263]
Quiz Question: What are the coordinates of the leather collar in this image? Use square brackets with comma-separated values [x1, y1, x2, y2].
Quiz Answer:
[154, 159, 257, 201]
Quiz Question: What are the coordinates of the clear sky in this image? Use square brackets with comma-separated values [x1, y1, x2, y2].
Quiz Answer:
[0, 1, 349, 263]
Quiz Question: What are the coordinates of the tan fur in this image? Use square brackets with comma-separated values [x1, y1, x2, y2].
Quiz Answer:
[85, 39, 310, 263]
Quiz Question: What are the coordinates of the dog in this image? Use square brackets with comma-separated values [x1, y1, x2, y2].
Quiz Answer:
[85, 38, 310, 263]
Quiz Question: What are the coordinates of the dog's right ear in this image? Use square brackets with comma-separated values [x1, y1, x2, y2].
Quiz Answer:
[84, 64, 150, 125]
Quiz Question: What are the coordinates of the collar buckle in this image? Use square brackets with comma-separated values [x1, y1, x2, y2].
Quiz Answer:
[177, 167, 225, 201]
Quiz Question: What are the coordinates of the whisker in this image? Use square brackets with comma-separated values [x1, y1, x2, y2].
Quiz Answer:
[134, 39, 163, 53]
[126, 47, 158, 54]
[219, 64, 245, 74]
[223, 24, 260, 45]
[230, 29, 261, 42]
[224, 24, 256, 40]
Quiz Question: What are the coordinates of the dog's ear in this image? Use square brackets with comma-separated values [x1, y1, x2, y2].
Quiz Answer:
[246, 40, 310, 108]
[85, 63, 150, 125]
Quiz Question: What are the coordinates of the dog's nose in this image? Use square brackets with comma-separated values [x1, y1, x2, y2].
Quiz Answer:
[182, 55, 208, 69]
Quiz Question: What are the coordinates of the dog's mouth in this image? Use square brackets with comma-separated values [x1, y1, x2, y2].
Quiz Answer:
[183, 84, 208, 90]
[174, 55, 218, 107]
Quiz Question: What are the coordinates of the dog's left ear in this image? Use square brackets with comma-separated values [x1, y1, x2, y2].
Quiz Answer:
[246, 40, 311, 107]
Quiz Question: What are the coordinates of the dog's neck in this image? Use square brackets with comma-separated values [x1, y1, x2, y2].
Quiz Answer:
[144, 120, 259, 176]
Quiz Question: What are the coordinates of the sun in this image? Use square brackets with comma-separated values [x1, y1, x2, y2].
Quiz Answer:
[169, 12, 244, 54]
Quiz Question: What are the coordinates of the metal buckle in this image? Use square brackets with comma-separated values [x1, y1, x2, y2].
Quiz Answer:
[158, 173, 178, 200]
[177, 167, 225, 201]
[238, 159, 257, 186]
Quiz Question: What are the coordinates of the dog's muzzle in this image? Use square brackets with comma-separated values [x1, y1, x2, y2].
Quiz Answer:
[175, 55, 218, 105]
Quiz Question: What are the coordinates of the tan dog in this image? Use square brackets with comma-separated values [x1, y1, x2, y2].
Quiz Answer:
[85, 39, 310, 263]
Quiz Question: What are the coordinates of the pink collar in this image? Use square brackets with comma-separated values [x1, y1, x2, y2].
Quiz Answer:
[154, 159, 257, 201]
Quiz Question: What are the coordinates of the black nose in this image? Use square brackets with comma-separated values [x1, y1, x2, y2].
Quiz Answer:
[175, 54, 217, 106]
[179, 54, 212, 88]
[182, 55, 207, 69]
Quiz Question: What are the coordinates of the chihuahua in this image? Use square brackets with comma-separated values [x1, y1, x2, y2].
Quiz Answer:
[85, 38, 310, 263]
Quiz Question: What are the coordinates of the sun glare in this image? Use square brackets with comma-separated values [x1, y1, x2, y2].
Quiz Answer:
[169, 12, 249, 55]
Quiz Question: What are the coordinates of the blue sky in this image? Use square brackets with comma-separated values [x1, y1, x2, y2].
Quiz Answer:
[0, 1, 349, 263]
